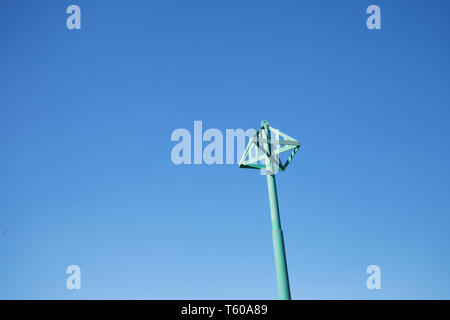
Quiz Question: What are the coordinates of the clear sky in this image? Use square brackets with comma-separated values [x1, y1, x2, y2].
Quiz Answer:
[1, 0, 450, 299]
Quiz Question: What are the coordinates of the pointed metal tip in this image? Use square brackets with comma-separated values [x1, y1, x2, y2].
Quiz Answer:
[261, 120, 269, 126]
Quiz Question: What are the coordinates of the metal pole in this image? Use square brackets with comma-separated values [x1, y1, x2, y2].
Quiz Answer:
[263, 121, 291, 300]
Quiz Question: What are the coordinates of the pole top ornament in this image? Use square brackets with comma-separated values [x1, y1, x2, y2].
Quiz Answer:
[239, 121, 300, 173]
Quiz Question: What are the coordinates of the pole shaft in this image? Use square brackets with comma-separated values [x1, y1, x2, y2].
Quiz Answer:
[266, 173, 291, 300]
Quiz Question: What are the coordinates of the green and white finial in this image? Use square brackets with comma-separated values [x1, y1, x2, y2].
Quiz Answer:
[239, 120, 301, 173]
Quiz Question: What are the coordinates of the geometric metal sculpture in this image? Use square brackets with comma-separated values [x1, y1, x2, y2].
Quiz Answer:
[239, 121, 300, 173]
[239, 120, 301, 300]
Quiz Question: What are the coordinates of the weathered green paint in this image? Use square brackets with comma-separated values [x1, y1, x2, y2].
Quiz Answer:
[239, 120, 300, 300]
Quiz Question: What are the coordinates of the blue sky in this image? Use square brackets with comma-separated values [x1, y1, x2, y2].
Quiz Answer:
[1, 0, 450, 299]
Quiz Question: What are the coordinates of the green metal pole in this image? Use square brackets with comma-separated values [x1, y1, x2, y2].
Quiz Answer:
[262, 121, 291, 300]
